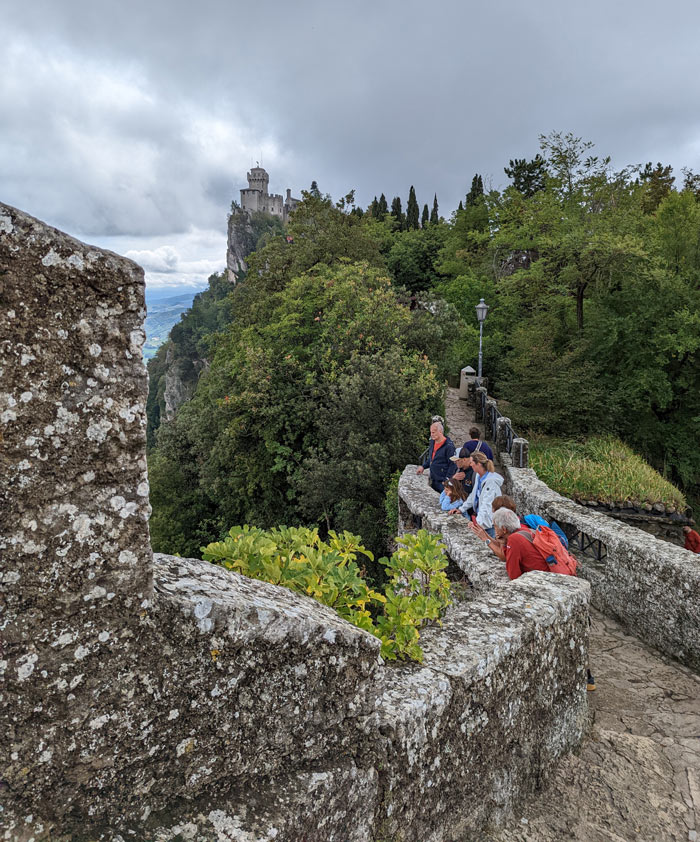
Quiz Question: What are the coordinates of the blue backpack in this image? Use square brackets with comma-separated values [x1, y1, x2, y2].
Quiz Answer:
[522, 514, 569, 549]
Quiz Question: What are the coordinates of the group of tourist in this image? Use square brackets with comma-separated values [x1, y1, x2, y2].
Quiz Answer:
[417, 421, 502, 538]
[417, 421, 596, 689]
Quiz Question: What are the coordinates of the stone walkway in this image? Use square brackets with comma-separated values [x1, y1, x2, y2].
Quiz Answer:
[445, 389, 700, 842]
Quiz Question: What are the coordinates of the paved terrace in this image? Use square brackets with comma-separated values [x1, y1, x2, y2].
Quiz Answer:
[444, 388, 700, 842]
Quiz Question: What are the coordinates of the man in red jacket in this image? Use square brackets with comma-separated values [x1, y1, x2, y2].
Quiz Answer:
[470, 507, 550, 578]
[683, 526, 700, 553]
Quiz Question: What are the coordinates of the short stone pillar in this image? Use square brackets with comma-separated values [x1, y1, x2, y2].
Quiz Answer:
[512, 437, 530, 468]
[459, 365, 476, 400]
[485, 398, 498, 439]
[496, 416, 512, 456]
[475, 386, 488, 421]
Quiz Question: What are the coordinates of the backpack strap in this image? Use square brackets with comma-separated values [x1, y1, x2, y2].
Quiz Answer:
[474, 440, 482, 453]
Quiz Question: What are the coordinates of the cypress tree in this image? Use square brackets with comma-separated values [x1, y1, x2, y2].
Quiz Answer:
[406, 185, 420, 230]
[430, 194, 439, 224]
[378, 193, 388, 217]
[458, 200, 464, 211]
[421, 204, 429, 228]
[369, 196, 379, 218]
[390, 196, 404, 230]
[465, 175, 484, 207]
[309, 180, 322, 198]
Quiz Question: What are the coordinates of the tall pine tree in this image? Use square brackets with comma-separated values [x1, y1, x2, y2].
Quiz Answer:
[391, 196, 404, 230]
[504, 156, 547, 197]
[421, 204, 429, 228]
[369, 196, 379, 218]
[465, 175, 484, 207]
[430, 194, 439, 224]
[406, 186, 420, 230]
[378, 193, 388, 217]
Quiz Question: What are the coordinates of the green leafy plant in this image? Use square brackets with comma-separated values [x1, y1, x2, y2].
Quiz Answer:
[202, 526, 450, 662]
[377, 531, 452, 661]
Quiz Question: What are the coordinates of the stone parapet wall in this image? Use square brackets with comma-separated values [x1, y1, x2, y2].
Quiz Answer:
[1, 204, 590, 841]
[502, 461, 700, 672]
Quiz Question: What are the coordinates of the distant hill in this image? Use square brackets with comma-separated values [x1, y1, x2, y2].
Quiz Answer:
[143, 289, 204, 359]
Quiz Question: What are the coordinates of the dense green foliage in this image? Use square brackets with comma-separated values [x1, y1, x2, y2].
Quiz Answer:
[149, 132, 700, 562]
[439, 133, 700, 503]
[149, 194, 450, 565]
[529, 436, 686, 508]
[202, 526, 451, 662]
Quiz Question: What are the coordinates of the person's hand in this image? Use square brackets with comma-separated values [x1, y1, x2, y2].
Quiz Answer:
[416, 466, 424, 475]
[453, 470, 465, 481]
[448, 508, 459, 515]
[469, 522, 489, 542]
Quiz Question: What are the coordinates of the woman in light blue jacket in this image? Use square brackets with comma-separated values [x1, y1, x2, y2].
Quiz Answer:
[449, 451, 504, 537]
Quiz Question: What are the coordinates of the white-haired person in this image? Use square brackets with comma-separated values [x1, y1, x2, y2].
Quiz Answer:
[448, 450, 503, 538]
[470, 506, 597, 691]
[416, 420, 456, 493]
[470, 506, 548, 579]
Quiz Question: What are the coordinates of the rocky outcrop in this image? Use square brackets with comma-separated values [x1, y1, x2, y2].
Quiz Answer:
[226, 209, 255, 284]
[161, 341, 202, 420]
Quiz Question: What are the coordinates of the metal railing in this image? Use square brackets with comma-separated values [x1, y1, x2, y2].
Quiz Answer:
[478, 387, 526, 468]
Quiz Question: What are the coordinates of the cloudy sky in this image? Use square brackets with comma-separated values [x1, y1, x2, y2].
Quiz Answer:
[3, 0, 700, 291]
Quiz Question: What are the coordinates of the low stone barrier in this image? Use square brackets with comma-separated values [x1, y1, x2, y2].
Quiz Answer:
[1, 204, 590, 841]
[501, 461, 700, 672]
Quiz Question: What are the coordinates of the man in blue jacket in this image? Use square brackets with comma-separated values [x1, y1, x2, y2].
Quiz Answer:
[416, 421, 456, 493]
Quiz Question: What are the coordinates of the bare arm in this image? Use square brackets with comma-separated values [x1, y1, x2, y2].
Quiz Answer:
[469, 522, 506, 560]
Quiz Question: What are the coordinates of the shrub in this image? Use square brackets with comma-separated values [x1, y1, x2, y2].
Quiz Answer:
[202, 526, 450, 662]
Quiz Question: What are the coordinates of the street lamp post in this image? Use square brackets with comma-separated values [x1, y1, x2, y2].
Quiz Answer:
[475, 298, 489, 383]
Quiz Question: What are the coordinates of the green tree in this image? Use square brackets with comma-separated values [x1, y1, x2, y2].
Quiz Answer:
[148, 196, 448, 563]
[504, 154, 548, 197]
[466, 175, 484, 207]
[421, 204, 429, 228]
[378, 193, 388, 216]
[386, 225, 448, 293]
[430, 194, 439, 224]
[406, 185, 420, 230]
[637, 162, 675, 213]
[391, 196, 404, 230]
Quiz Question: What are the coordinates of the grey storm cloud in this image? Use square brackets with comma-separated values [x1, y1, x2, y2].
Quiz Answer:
[3, 0, 700, 247]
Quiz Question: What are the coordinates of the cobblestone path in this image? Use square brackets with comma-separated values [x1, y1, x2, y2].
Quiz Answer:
[445, 389, 700, 842]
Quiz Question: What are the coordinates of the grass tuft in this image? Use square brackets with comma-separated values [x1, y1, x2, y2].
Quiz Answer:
[529, 435, 686, 509]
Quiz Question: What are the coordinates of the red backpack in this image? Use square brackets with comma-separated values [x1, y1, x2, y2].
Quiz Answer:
[519, 525, 577, 576]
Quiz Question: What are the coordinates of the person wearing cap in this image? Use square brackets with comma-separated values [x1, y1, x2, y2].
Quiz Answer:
[416, 420, 456, 493]
[449, 446, 475, 494]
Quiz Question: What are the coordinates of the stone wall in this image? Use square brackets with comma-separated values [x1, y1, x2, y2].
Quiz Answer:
[1, 204, 590, 841]
[574, 501, 692, 547]
[501, 460, 700, 672]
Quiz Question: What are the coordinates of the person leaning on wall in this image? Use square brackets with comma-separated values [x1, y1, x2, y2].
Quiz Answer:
[448, 450, 504, 537]
[416, 420, 456, 493]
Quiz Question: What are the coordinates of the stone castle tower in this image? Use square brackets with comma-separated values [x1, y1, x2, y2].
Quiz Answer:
[239, 165, 299, 221]
[227, 165, 300, 283]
